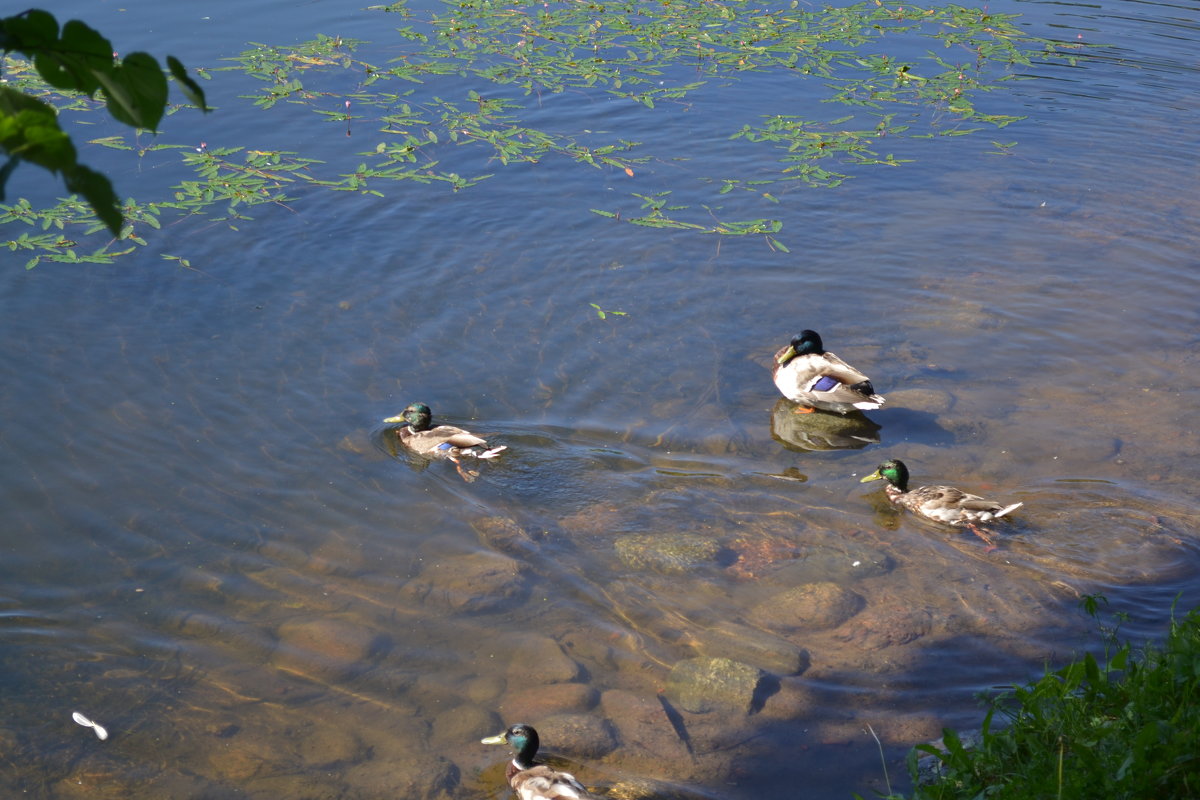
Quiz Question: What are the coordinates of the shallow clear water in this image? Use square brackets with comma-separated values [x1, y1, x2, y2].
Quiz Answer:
[3, 0, 1200, 798]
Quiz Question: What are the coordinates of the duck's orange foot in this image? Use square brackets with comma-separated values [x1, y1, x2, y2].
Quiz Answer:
[450, 457, 479, 483]
[792, 406, 816, 415]
[967, 523, 997, 550]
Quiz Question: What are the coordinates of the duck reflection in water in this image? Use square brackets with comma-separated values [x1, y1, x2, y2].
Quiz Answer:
[770, 398, 882, 452]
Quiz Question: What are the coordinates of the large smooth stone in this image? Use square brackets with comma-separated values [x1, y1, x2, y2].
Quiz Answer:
[464, 674, 507, 706]
[600, 689, 693, 763]
[885, 388, 955, 414]
[471, 515, 539, 557]
[343, 753, 459, 799]
[500, 682, 598, 720]
[432, 705, 501, 750]
[762, 541, 893, 586]
[689, 620, 809, 676]
[504, 633, 583, 684]
[533, 713, 618, 760]
[403, 551, 526, 614]
[749, 582, 864, 632]
[273, 617, 385, 682]
[664, 657, 762, 714]
[615, 533, 722, 575]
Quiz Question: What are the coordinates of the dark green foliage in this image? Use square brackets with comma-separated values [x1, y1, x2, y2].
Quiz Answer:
[889, 601, 1200, 800]
[0, 9, 207, 235]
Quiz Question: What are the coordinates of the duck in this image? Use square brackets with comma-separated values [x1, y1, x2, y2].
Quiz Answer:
[383, 402, 505, 481]
[772, 330, 885, 414]
[860, 459, 1022, 548]
[482, 723, 594, 800]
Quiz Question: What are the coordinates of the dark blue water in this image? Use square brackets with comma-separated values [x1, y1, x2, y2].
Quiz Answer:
[3, 0, 1199, 798]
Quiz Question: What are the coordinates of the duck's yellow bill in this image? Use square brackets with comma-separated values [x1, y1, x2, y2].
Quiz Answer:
[481, 734, 506, 745]
[860, 470, 883, 483]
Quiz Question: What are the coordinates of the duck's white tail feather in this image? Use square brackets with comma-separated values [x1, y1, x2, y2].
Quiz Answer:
[475, 445, 507, 459]
[995, 502, 1023, 519]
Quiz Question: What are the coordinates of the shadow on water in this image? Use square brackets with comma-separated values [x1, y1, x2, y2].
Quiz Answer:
[871, 407, 957, 449]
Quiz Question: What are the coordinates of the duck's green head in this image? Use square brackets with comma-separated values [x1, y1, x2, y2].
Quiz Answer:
[861, 459, 909, 491]
[482, 723, 539, 768]
[777, 329, 825, 365]
[384, 402, 433, 431]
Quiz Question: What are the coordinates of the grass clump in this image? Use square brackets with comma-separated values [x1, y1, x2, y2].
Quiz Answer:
[890, 598, 1200, 800]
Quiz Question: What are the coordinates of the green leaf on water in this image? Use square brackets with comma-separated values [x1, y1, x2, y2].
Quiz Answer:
[589, 302, 627, 320]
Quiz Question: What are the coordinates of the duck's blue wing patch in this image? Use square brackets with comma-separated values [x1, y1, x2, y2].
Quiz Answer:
[435, 442, 454, 451]
[812, 375, 840, 392]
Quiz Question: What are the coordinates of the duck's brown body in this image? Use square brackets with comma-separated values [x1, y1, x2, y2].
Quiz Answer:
[862, 460, 1022, 548]
[882, 482, 1023, 526]
[384, 402, 505, 481]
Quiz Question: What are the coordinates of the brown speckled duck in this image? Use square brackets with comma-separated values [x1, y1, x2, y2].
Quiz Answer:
[384, 402, 505, 481]
[860, 459, 1022, 548]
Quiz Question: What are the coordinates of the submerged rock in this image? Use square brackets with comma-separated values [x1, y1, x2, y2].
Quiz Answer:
[749, 582, 864, 632]
[471, 515, 540, 557]
[600, 689, 694, 765]
[688, 620, 809, 676]
[273, 616, 386, 682]
[615, 533, 723, 575]
[500, 682, 599, 720]
[464, 674, 507, 706]
[402, 551, 527, 614]
[885, 388, 955, 415]
[761, 540, 893, 586]
[664, 656, 762, 714]
[534, 713, 618, 760]
[343, 752, 459, 799]
[607, 777, 719, 800]
[834, 603, 934, 650]
[295, 723, 367, 768]
[431, 705, 500, 751]
[504, 633, 582, 685]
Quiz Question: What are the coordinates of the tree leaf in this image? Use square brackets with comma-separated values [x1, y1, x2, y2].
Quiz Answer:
[62, 163, 122, 236]
[166, 56, 209, 111]
[98, 52, 168, 130]
[0, 87, 77, 171]
[0, 10, 59, 53]
[40, 18, 113, 95]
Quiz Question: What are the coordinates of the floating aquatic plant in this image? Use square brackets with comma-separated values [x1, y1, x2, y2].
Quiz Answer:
[2, 0, 1087, 268]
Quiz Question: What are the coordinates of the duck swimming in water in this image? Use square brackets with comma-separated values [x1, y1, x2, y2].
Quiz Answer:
[482, 723, 594, 800]
[772, 330, 885, 414]
[384, 402, 505, 481]
[860, 459, 1022, 548]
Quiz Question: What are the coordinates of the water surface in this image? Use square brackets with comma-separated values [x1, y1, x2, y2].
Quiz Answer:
[2, 0, 1200, 798]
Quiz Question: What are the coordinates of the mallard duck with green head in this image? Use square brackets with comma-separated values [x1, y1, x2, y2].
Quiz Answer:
[860, 459, 1022, 548]
[773, 330, 885, 414]
[384, 402, 505, 481]
[482, 723, 594, 800]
